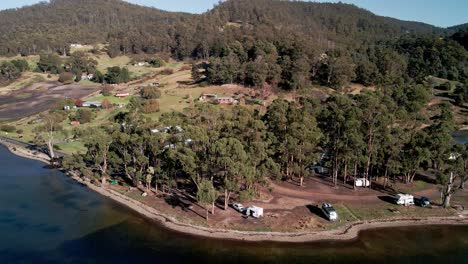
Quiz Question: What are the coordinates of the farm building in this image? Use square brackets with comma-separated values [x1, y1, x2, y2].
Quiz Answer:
[82, 101, 102, 108]
[115, 92, 130, 98]
[216, 97, 238, 104]
[199, 94, 217, 102]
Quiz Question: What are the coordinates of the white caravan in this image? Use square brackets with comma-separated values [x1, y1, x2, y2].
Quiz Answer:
[395, 194, 414, 206]
[245, 206, 264, 218]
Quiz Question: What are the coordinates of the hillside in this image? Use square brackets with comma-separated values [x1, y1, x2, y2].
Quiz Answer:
[0, 0, 446, 57]
[0, 0, 191, 56]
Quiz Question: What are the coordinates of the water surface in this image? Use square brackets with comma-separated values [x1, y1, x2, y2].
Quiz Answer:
[0, 145, 467, 263]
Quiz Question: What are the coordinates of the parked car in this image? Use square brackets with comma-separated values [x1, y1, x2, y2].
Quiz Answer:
[307, 164, 329, 175]
[321, 203, 338, 221]
[417, 197, 430, 207]
[354, 178, 370, 187]
[232, 203, 245, 213]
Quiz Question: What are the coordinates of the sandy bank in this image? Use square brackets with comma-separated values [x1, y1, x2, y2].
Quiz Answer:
[70, 174, 468, 243]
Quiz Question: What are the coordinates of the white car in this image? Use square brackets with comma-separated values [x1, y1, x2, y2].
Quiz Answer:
[232, 203, 245, 213]
[355, 178, 370, 187]
[321, 203, 338, 221]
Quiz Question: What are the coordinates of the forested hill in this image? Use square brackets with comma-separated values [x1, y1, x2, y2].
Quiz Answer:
[0, 0, 191, 55]
[0, 0, 445, 56]
[207, 0, 442, 44]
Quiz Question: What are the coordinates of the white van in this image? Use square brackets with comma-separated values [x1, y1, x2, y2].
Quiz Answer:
[355, 178, 370, 187]
[395, 194, 414, 206]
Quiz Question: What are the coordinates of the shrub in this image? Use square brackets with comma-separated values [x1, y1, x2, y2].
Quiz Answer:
[148, 58, 165, 68]
[58, 72, 74, 84]
[74, 109, 93, 124]
[238, 189, 256, 202]
[16, 129, 23, 134]
[101, 84, 114, 96]
[140, 86, 161, 99]
[160, 68, 174, 75]
[0, 125, 16, 133]
[101, 99, 113, 109]
[141, 99, 160, 113]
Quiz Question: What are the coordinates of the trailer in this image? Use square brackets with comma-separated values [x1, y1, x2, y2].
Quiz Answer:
[395, 194, 414, 206]
[245, 206, 263, 218]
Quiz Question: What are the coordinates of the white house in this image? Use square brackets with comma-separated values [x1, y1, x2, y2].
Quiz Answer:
[82, 101, 102, 108]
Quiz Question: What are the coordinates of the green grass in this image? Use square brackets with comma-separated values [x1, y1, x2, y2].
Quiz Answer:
[86, 95, 132, 104]
[56, 140, 87, 155]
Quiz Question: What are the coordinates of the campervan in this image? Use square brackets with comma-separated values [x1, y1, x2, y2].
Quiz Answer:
[355, 178, 370, 187]
[395, 194, 414, 206]
[245, 206, 264, 218]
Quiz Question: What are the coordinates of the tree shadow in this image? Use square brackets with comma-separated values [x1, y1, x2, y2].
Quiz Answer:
[414, 173, 437, 185]
[378, 195, 396, 205]
[306, 204, 328, 221]
[164, 193, 205, 219]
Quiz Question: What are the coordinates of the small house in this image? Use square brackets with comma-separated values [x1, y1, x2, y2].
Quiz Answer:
[134, 62, 146, 67]
[115, 92, 130, 98]
[70, 121, 81, 126]
[63, 106, 71, 111]
[216, 97, 238, 104]
[245, 206, 263, 218]
[199, 94, 217, 102]
[82, 101, 102, 108]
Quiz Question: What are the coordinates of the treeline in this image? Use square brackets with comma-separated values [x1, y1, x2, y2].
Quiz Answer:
[192, 34, 467, 91]
[36, 51, 131, 84]
[0, 59, 29, 86]
[62, 89, 468, 214]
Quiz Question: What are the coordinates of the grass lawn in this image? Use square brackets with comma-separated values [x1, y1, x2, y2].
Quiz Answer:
[56, 140, 87, 155]
[346, 203, 455, 221]
[85, 95, 132, 104]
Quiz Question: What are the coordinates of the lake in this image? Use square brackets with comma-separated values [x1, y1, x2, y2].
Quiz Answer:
[0, 145, 467, 264]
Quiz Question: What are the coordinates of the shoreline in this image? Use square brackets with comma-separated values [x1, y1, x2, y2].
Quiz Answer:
[2, 141, 468, 243]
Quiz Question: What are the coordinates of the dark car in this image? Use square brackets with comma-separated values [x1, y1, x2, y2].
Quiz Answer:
[417, 197, 430, 207]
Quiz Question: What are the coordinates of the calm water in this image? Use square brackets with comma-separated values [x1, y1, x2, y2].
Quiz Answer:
[0, 145, 467, 264]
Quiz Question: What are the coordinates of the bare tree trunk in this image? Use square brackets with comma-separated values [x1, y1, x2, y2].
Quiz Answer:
[211, 202, 215, 215]
[443, 172, 454, 208]
[353, 161, 357, 190]
[343, 162, 348, 184]
[300, 177, 304, 187]
[47, 140, 55, 159]
[206, 208, 209, 220]
[224, 189, 231, 210]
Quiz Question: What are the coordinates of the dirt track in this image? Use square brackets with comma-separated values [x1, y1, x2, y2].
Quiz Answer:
[0, 81, 99, 120]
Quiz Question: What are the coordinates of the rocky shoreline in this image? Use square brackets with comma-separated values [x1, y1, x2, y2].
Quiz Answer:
[2, 141, 468, 243]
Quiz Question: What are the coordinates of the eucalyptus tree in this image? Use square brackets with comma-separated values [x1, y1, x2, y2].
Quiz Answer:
[34, 112, 67, 159]
[210, 137, 247, 210]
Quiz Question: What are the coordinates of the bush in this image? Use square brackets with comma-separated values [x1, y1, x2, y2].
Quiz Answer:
[58, 72, 74, 84]
[148, 58, 165, 68]
[74, 109, 94, 124]
[140, 86, 161, 99]
[0, 125, 16, 133]
[101, 84, 114, 96]
[101, 99, 113, 109]
[238, 189, 256, 202]
[141, 99, 160, 113]
[160, 68, 174, 75]
[16, 129, 23, 134]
